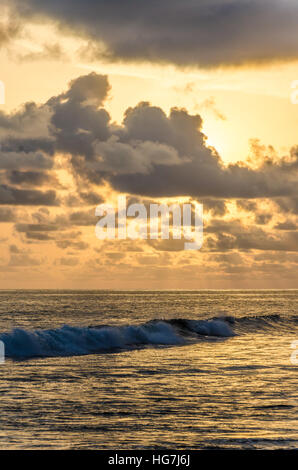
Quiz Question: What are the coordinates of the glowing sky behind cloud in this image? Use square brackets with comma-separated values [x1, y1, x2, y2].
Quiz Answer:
[0, 0, 298, 288]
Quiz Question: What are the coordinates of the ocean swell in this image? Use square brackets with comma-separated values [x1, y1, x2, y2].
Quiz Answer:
[0, 318, 234, 360]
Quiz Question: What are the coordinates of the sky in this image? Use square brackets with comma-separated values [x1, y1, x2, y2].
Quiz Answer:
[0, 0, 298, 289]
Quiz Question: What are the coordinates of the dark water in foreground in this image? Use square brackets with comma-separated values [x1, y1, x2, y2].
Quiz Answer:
[0, 290, 297, 449]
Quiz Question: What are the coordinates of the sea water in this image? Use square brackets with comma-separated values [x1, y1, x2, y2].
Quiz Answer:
[0, 290, 297, 449]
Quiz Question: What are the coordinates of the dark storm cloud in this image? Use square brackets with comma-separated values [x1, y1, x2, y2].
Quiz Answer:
[275, 197, 298, 215]
[198, 198, 227, 216]
[43, 73, 298, 200]
[0, 97, 59, 206]
[206, 220, 298, 252]
[2, 72, 298, 205]
[0, 102, 51, 135]
[8, 170, 58, 187]
[0, 185, 59, 205]
[0, 150, 53, 171]
[48, 73, 111, 160]
[0, 103, 55, 199]
[64, 191, 104, 207]
[13, 0, 298, 67]
[255, 213, 272, 225]
[78, 191, 104, 205]
[0, 137, 55, 156]
[60, 73, 110, 106]
[101, 103, 298, 199]
[236, 200, 258, 212]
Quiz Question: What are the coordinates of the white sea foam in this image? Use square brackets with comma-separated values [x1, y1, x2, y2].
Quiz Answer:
[0, 318, 235, 359]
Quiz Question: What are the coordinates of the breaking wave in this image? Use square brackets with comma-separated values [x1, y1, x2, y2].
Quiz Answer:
[1, 318, 234, 360]
[1, 314, 296, 360]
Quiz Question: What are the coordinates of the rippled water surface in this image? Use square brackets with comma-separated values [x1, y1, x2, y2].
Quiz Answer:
[0, 290, 297, 449]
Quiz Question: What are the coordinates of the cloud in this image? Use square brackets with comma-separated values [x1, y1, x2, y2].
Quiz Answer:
[9, 244, 20, 253]
[15, 223, 61, 232]
[8, 170, 59, 187]
[25, 232, 54, 241]
[0, 151, 53, 173]
[199, 198, 227, 216]
[59, 257, 79, 266]
[14, 0, 298, 67]
[255, 213, 272, 225]
[206, 219, 298, 252]
[64, 190, 104, 207]
[48, 73, 111, 160]
[8, 253, 41, 266]
[275, 197, 298, 215]
[63, 87, 298, 199]
[68, 209, 96, 226]
[2, 72, 298, 205]
[274, 221, 297, 231]
[93, 138, 182, 175]
[56, 240, 88, 250]
[0, 185, 59, 205]
[147, 239, 187, 252]
[106, 102, 298, 197]
[61, 73, 110, 106]
[16, 43, 67, 62]
[0, 11, 20, 48]
[0, 102, 52, 137]
[0, 207, 15, 222]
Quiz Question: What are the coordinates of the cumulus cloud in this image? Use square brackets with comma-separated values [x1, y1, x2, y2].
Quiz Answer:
[46, 75, 298, 200]
[1, 71, 298, 263]
[0, 102, 52, 138]
[13, 0, 298, 67]
[2, 72, 298, 206]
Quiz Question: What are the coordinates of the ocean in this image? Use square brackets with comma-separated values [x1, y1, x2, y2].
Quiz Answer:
[0, 290, 297, 450]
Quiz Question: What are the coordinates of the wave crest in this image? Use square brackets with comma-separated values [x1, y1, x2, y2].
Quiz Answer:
[0, 318, 234, 360]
